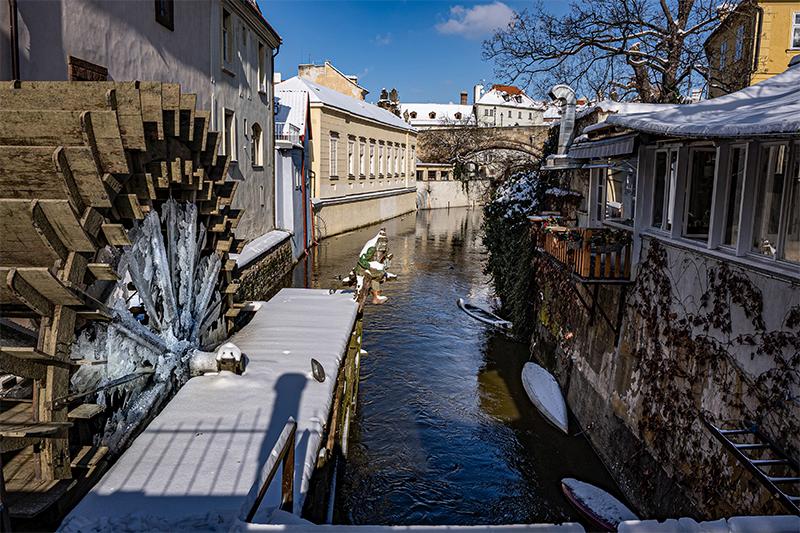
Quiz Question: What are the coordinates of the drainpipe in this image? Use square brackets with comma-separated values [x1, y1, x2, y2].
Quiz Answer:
[751, 5, 764, 84]
[8, 0, 20, 80]
[549, 85, 576, 156]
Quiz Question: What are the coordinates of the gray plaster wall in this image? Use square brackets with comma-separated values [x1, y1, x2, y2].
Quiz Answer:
[0, 0, 277, 241]
[275, 146, 311, 260]
[416, 179, 490, 210]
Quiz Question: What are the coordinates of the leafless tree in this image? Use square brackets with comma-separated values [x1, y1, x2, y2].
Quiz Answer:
[483, 0, 726, 103]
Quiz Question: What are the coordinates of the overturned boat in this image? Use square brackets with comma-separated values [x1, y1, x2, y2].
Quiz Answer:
[561, 478, 638, 531]
[521, 362, 568, 434]
[457, 298, 512, 331]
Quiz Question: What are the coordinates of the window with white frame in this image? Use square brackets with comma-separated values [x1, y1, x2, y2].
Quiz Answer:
[652, 149, 678, 230]
[223, 108, 236, 161]
[359, 141, 366, 176]
[719, 40, 728, 70]
[401, 146, 406, 176]
[257, 42, 266, 91]
[734, 25, 744, 61]
[251, 122, 262, 167]
[683, 148, 717, 239]
[722, 145, 746, 247]
[590, 167, 607, 225]
[784, 145, 799, 263]
[752, 144, 788, 258]
[792, 12, 800, 49]
[379, 144, 384, 176]
[369, 142, 375, 176]
[329, 134, 339, 178]
[348, 140, 355, 176]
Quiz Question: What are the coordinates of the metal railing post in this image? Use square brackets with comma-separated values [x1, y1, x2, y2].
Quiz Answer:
[242, 417, 297, 523]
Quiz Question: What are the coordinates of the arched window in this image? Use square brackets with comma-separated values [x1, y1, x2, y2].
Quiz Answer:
[429, 111, 436, 119]
[454, 112, 462, 120]
[251, 123, 263, 167]
[410, 111, 417, 119]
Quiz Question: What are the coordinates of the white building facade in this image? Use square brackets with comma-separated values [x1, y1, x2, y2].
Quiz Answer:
[474, 84, 546, 127]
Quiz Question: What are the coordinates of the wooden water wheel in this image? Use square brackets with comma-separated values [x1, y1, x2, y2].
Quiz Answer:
[0, 81, 244, 509]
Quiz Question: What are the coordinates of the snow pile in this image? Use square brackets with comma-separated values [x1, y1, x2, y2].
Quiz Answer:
[486, 172, 541, 222]
[545, 187, 581, 198]
[70, 199, 223, 452]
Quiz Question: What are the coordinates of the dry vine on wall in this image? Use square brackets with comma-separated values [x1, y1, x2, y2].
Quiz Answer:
[629, 240, 800, 514]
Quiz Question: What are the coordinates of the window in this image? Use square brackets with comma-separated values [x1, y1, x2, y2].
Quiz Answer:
[440, 171, 449, 181]
[401, 147, 406, 176]
[359, 141, 366, 176]
[784, 147, 800, 262]
[222, 10, 233, 66]
[394, 146, 399, 175]
[591, 168, 607, 224]
[251, 123, 262, 167]
[484, 109, 489, 116]
[223, 109, 236, 161]
[258, 42, 266, 91]
[369, 143, 375, 176]
[379, 144, 384, 176]
[455, 112, 462, 120]
[427, 170, 437, 181]
[752, 144, 787, 258]
[429, 112, 436, 119]
[508, 110, 512, 117]
[410, 111, 417, 119]
[719, 40, 728, 70]
[722, 146, 746, 247]
[734, 25, 744, 61]
[155, 0, 174, 30]
[348, 140, 355, 176]
[683, 149, 717, 239]
[416, 170, 423, 181]
[793, 12, 800, 49]
[518, 111, 522, 119]
[652, 149, 678, 230]
[329, 135, 339, 177]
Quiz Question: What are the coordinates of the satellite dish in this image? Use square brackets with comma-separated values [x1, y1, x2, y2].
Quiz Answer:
[311, 358, 326, 383]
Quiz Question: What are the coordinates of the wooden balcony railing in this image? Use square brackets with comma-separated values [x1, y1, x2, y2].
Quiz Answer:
[540, 227, 632, 282]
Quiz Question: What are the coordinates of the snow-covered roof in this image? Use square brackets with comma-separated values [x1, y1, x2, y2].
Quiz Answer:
[601, 65, 800, 138]
[477, 85, 544, 109]
[274, 90, 309, 133]
[275, 76, 415, 132]
[399, 103, 475, 127]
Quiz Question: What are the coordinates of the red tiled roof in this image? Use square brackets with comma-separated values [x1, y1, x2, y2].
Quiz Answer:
[490, 84, 523, 95]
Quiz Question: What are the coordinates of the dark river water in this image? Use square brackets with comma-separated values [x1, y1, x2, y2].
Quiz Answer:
[293, 207, 621, 526]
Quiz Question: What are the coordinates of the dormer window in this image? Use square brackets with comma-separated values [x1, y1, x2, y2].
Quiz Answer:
[454, 112, 462, 120]
[429, 111, 436, 119]
[410, 112, 417, 119]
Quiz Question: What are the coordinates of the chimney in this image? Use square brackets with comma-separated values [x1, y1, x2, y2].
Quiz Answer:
[549, 84, 576, 156]
[473, 84, 484, 104]
[460, 91, 468, 105]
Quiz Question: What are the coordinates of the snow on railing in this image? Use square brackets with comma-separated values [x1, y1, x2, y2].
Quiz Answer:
[275, 122, 301, 144]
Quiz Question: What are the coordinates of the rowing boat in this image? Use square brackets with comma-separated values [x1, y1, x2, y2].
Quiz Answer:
[521, 362, 568, 433]
[561, 478, 638, 531]
[457, 298, 512, 330]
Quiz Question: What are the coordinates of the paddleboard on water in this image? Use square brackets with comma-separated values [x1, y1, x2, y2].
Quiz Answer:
[561, 478, 639, 531]
[457, 298, 513, 330]
[521, 362, 568, 433]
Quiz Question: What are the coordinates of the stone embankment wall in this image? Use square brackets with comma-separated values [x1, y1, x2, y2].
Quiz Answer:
[416, 180, 489, 210]
[532, 237, 799, 519]
[235, 239, 294, 302]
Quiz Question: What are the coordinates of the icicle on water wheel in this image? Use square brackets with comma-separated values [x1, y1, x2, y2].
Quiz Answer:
[0, 81, 245, 500]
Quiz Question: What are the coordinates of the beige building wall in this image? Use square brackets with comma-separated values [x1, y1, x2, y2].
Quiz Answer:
[298, 62, 367, 100]
[315, 192, 417, 238]
[309, 105, 417, 199]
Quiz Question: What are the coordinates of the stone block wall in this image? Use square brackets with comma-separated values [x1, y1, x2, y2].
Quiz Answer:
[531, 236, 800, 519]
[235, 238, 294, 302]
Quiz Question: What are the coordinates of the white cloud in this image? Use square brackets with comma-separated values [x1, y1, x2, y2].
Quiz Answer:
[435, 2, 514, 39]
[373, 33, 392, 46]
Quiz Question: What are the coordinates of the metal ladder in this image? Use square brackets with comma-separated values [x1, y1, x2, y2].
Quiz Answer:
[703, 417, 800, 515]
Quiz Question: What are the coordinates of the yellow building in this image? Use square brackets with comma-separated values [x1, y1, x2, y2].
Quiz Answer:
[275, 65, 417, 238]
[705, 0, 800, 97]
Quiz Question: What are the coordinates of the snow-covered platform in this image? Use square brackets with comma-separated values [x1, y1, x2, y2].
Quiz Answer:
[60, 288, 358, 531]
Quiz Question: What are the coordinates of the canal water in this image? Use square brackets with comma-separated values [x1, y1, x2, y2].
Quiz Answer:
[293, 207, 622, 526]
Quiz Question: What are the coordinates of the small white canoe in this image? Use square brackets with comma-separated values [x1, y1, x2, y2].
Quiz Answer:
[521, 362, 568, 433]
[561, 478, 638, 531]
[457, 298, 512, 330]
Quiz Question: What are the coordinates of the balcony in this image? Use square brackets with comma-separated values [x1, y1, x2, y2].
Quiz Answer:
[535, 224, 633, 283]
[275, 122, 301, 147]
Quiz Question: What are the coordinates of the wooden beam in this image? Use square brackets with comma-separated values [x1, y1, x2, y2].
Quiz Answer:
[87, 263, 118, 281]
[100, 224, 131, 246]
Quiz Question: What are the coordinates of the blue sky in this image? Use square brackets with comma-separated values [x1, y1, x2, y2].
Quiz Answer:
[259, 1, 567, 104]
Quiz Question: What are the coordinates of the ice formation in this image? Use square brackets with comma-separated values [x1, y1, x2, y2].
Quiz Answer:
[70, 199, 223, 451]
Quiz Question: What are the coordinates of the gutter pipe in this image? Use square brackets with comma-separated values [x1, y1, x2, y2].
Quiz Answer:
[8, 0, 20, 80]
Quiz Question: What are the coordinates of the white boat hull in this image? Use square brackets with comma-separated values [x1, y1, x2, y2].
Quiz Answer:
[521, 362, 568, 433]
[457, 298, 512, 330]
[561, 478, 638, 531]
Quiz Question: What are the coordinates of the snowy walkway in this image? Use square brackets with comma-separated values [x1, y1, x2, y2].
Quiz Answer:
[60, 289, 358, 532]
